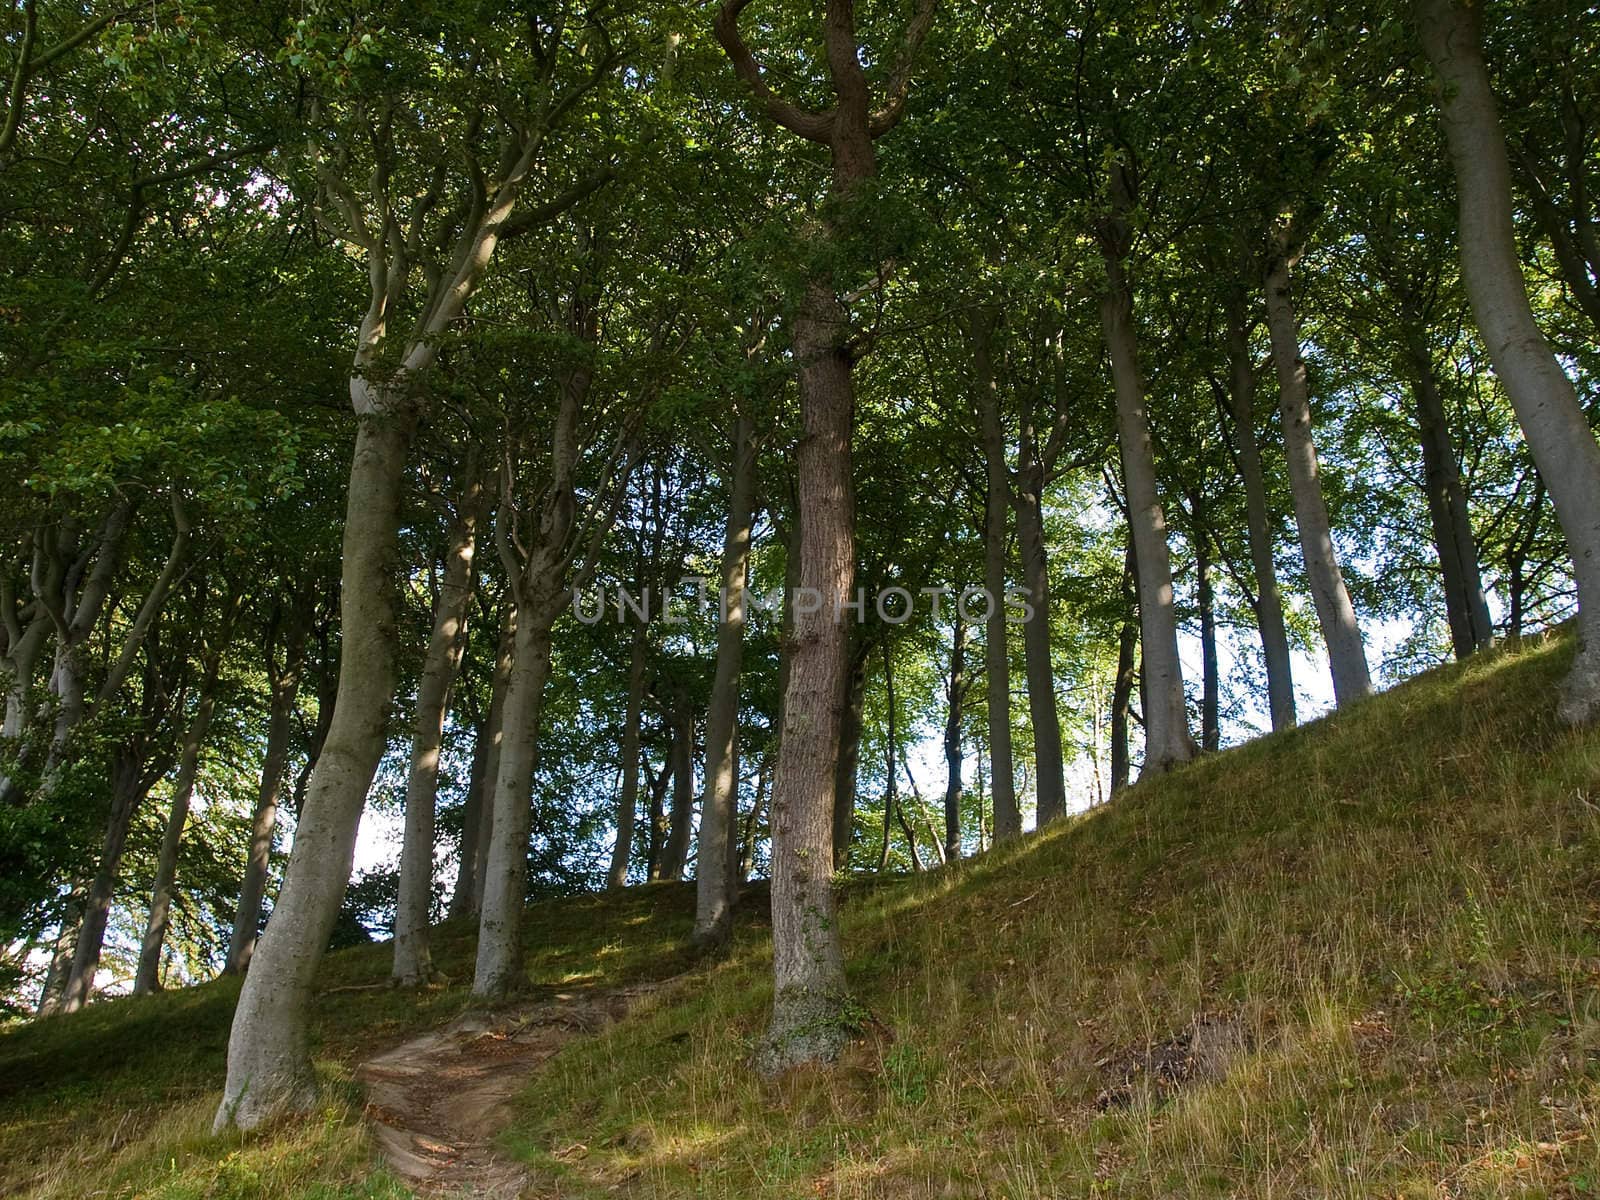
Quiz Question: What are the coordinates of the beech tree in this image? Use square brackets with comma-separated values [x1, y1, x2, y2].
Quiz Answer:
[1416, 0, 1600, 724]
[215, 4, 627, 1129]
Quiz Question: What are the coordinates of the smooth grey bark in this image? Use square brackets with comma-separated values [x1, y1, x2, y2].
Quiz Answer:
[659, 703, 695, 883]
[1097, 170, 1197, 774]
[135, 591, 241, 994]
[606, 624, 646, 891]
[215, 408, 416, 1129]
[290, 617, 338, 820]
[57, 734, 173, 1013]
[36, 885, 84, 1015]
[0, 616, 47, 803]
[226, 603, 309, 975]
[393, 476, 482, 986]
[1404, 324, 1494, 658]
[1110, 539, 1138, 794]
[0, 550, 51, 790]
[28, 500, 135, 802]
[693, 413, 757, 949]
[1417, 0, 1600, 721]
[1220, 299, 1296, 730]
[472, 287, 635, 996]
[31, 496, 189, 834]
[88, 497, 191, 721]
[471, 611, 556, 998]
[968, 310, 1021, 839]
[1014, 422, 1066, 823]
[453, 602, 515, 919]
[1196, 530, 1220, 753]
[210, 57, 615, 1124]
[133, 680, 220, 995]
[941, 617, 967, 862]
[447, 694, 491, 918]
[1263, 225, 1373, 707]
[216, 89, 590, 1123]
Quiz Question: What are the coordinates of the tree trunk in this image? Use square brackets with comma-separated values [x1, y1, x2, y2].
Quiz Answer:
[458, 603, 516, 918]
[1196, 529, 1220, 752]
[740, 754, 767, 883]
[214, 408, 416, 1131]
[393, 484, 482, 986]
[1404, 325, 1494, 659]
[133, 687, 218, 995]
[291, 626, 338, 820]
[606, 625, 646, 891]
[56, 748, 165, 1013]
[226, 607, 308, 976]
[941, 617, 966, 862]
[1417, 0, 1600, 723]
[831, 638, 867, 870]
[969, 310, 1021, 838]
[716, 0, 937, 1078]
[0, 608, 50, 800]
[37, 883, 87, 1017]
[1014, 425, 1067, 823]
[1221, 298, 1296, 729]
[644, 756, 673, 881]
[756, 274, 856, 1073]
[471, 611, 556, 999]
[448, 699, 492, 919]
[134, 591, 239, 996]
[876, 638, 899, 874]
[1111, 540, 1137, 793]
[659, 703, 695, 882]
[36, 886, 85, 1015]
[32, 502, 135, 801]
[693, 414, 757, 948]
[1098, 196, 1196, 773]
[1263, 230, 1373, 706]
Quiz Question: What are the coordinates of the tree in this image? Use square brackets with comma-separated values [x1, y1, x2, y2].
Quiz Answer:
[1416, 0, 1600, 723]
[714, 0, 937, 1073]
[216, 5, 623, 1128]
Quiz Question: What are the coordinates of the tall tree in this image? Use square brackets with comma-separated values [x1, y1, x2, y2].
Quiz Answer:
[693, 412, 759, 949]
[714, 0, 937, 1072]
[393, 459, 484, 986]
[1415, 0, 1600, 722]
[217, 7, 620, 1128]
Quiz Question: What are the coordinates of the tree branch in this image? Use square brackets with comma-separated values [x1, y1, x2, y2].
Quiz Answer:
[868, 0, 939, 138]
[713, 0, 836, 143]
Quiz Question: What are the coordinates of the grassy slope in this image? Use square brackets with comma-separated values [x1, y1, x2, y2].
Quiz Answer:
[5, 633, 1600, 1197]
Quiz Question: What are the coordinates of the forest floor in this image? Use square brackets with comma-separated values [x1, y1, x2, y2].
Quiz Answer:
[357, 985, 660, 1196]
[3, 630, 1600, 1198]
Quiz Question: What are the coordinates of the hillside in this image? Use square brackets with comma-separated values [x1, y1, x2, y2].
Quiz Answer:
[4, 631, 1600, 1199]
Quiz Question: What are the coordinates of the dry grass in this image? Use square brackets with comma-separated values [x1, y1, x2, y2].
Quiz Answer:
[512, 633, 1600, 1197]
[3, 632, 1599, 1197]
[0, 884, 699, 1198]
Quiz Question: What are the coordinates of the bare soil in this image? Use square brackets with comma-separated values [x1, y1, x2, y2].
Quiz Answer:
[356, 989, 644, 1197]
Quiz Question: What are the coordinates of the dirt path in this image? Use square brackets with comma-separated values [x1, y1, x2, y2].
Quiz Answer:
[356, 988, 643, 1197]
